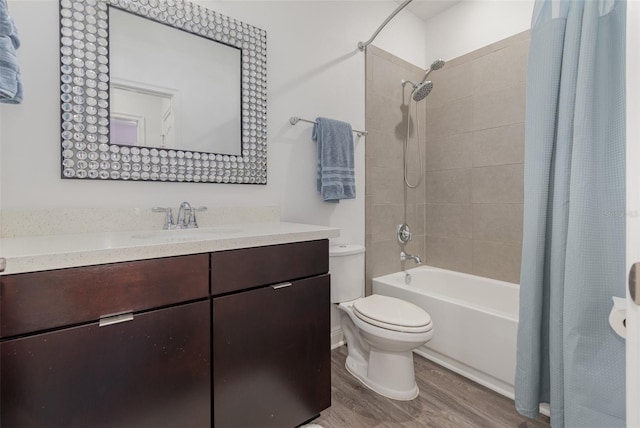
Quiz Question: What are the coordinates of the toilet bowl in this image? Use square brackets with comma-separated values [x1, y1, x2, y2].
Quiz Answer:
[338, 295, 433, 400]
[329, 244, 434, 401]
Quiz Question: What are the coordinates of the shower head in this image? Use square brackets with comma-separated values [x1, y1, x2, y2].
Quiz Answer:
[419, 58, 446, 84]
[412, 81, 433, 102]
[430, 58, 446, 71]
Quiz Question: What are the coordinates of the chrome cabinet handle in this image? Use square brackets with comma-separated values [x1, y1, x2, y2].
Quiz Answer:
[99, 312, 134, 327]
[272, 282, 292, 290]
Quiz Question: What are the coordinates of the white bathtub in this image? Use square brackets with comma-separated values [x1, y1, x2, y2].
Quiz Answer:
[372, 265, 520, 399]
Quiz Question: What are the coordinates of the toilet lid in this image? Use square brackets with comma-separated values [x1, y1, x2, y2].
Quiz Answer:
[353, 295, 432, 333]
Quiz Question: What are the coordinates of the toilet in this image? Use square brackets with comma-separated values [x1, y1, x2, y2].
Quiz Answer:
[330, 244, 434, 401]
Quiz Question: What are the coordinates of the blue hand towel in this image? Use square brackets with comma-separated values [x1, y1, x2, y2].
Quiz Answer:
[312, 117, 356, 202]
[0, 0, 23, 104]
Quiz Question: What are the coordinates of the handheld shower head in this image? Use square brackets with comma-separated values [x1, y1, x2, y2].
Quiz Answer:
[419, 58, 446, 84]
[430, 58, 446, 71]
[412, 81, 433, 102]
[400, 59, 444, 190]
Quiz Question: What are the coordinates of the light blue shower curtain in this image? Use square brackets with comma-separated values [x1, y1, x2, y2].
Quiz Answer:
[515, 0, 626, 427]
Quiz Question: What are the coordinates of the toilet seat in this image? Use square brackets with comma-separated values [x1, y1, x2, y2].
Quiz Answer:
[353, 295, 432, 333]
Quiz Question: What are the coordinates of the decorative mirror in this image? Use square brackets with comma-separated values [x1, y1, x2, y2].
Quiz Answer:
[59, 0, 267, 184]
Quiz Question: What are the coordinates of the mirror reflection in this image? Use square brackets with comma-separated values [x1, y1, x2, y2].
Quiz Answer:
[109, 7, 241, 155]
[110, 85, 174, 147]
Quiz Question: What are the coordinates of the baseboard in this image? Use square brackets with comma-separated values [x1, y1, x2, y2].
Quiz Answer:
[331, 328, 344, 350]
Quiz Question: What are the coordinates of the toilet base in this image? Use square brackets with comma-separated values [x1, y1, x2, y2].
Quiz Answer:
[344, 348, 419, 401]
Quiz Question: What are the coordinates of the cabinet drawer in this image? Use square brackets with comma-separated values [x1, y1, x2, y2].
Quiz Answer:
[0, 254, 209, 338]
[210, 239, 328, 296]
[1, 300, 211, 428]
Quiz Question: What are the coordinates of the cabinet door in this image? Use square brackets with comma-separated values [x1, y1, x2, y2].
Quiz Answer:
[213, 274, 330, 428]
[1, 300, 211, 428]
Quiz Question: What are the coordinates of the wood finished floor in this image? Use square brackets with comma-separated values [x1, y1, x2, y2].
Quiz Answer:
[314, 346, 550, 428]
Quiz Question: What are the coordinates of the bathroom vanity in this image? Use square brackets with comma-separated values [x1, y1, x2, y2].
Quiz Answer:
[0, 222, 338, 427]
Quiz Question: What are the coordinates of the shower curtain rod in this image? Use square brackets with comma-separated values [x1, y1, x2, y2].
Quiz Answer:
[289, 117, 368, 138]
[358, 0, 414, 51]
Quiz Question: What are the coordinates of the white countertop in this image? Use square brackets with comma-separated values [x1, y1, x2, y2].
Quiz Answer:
[0, 222, 340, 275]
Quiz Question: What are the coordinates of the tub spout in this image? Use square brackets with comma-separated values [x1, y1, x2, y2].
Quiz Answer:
[400, 251, 422, 264]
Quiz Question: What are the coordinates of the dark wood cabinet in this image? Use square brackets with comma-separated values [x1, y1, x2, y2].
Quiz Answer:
[213, 274, 331, 428]
[211, 240, 331, 428]
[0, 254, 209, 338]
[0, 254, 211, 428]
[210, 240, 329, 296]
[1, 300, 211, 428]
[0, 239, 330, 427]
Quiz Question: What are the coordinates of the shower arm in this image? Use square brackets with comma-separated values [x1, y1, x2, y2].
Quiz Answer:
[402, 80, 416, 88]
[401, 80, 415, 106]
[358, 0, 414, 51]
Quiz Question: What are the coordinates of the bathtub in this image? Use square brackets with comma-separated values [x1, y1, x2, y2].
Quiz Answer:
[372, 265, 519, 399]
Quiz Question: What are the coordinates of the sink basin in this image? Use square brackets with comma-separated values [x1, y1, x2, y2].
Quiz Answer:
[131, 227, 242, 241]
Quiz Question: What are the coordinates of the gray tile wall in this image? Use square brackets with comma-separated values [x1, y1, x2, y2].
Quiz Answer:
[365, 31, 530, 290]
[365, 46, 426, 294]
[424, 31, 529, 284]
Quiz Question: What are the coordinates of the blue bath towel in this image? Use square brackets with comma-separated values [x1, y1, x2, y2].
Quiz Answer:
[0, 0, 23, 104]
[312, 117, 356, 202]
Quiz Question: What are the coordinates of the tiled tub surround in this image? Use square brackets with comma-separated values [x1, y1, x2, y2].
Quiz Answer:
[365, 31, 529, 287]
[365, 46, 427, 294]
[424, 31, 529, 284]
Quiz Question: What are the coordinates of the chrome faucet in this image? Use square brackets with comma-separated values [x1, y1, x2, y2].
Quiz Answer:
[177, 201, 193, 227]
[152, 202, 207, 229]
[400, 251, 422, 264]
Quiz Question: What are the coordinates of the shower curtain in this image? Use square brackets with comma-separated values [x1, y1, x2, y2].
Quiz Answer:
[515, 0, 626, 427]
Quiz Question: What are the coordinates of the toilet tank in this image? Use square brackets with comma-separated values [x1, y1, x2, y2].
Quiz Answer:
[329, 244, 365, 303]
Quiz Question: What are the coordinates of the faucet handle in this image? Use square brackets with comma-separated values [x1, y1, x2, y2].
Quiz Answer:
[152, 207, 174, 229]
[397, 224, 412, 244]
[187, 206, 207, 228]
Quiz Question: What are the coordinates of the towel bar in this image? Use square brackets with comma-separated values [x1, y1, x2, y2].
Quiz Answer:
[289, 116, 368, 138]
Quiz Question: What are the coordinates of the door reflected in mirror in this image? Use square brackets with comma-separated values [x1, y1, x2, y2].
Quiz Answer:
[110, 85, 174, 148]
[109, 7, 241, 155]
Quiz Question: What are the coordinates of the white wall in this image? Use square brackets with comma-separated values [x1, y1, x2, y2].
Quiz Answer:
[423, 0, 534, 61]
[0, 0, 426, 247]
[199, 0, 427, 245]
